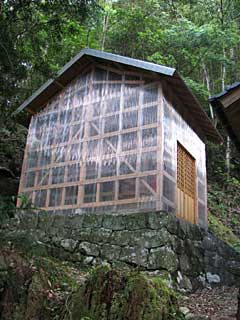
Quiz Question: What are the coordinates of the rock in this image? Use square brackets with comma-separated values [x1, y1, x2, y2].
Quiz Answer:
[185, 240, 204, 260]
[179, 254, 191, 273]
[175, 238, 185, 254]
[109, 230, 131, 246]
[140, 228, 172, 248]
[3, 209, 240, 290]
[179, 306, 191, 315]
[147, 211, 171, 230]
[197, 273, 207, 287]
[17, 210, 39, 229]
[82, 214, 103, 228]
[68, 214, 85, 229]
[60, 239, 78, 252]
[124, 212, 147, 230]
[54, 214, 67, 228]
[202, 235, 217, 251]
[206, 272, 221, 284]
[79, 242, 100, 257]
[72, 228, 93, 242]
[83, 256, 94, 265]
[90, 228, 112, 243]
[176, 219, 204, 241]
[101, 244, 121, 260]
[120, 246, 149, 267]
[186, 315, 209, 320]
[227, 260, 240, 275]
[204, 251, 225, 269]
[149, 246, 178, 271]
[102, 214, 126, 230]
[180, 276, 193, 291]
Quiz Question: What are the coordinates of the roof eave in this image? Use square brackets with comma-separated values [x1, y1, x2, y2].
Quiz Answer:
[14, 48, 175, 115]
[14, 48, 221, 144]
[210, 95, 240, 153]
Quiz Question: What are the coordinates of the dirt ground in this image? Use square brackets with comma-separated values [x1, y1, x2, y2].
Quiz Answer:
[182, 286, 239, 319]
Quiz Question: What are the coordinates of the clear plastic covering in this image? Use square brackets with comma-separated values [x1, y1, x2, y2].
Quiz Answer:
[162, 97, 207, 226]
[19, 66, 161, 213]
[19, 65, 207, 224]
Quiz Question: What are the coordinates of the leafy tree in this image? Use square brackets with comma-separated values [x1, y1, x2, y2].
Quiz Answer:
[0, 0, 98, 113]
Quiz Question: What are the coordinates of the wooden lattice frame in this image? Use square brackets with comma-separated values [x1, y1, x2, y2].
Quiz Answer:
[18, 64, 163, 211]
[176, 142, 196, 223]
[177, 143, 196, 198]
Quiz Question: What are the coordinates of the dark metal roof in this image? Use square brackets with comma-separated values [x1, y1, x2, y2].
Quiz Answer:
[210, 84, 240, 152]
[209, 81, 240, 101]
[15, 48, 175, 115]
[14, 48, 222, 143]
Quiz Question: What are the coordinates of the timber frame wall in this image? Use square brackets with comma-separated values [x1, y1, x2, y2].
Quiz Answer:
[18, 62, 207, 226]
[19, 64, 163, 213]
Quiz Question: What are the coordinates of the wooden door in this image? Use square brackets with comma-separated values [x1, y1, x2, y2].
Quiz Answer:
[177, 143, 196, 224]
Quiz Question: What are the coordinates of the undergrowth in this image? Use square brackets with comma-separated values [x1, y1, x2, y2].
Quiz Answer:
[68, 266, 184, 320]
[208, 213, 240, 252]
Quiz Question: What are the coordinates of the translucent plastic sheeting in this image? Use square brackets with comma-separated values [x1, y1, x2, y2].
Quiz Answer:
[20, 66, 162, 213]
[162, 98, 207, 226]
[20, 65, 207, 223]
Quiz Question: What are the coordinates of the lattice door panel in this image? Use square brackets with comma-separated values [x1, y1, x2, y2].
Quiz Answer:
[177, 143, 196, 223]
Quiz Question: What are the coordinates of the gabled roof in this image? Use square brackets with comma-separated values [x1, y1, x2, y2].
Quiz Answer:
[210, 83, 240, 152]
[15, 48, 222, 143]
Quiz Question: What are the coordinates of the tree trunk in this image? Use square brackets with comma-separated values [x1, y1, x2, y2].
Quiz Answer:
[203, 63, 215, 121]
[101, 7, 109, 51]
[221, 47, 231, 177]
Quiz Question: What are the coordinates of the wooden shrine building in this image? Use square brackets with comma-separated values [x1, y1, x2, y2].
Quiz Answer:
[15, 49, 221, 227]
[210, 82, 240, 153]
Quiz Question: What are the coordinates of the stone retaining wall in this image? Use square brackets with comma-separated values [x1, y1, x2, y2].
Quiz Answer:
[3, 210, 240, 291]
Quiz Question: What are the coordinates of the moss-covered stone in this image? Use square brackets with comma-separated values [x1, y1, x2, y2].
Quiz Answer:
[120, 246, 149, 267]
[124, 212, 147, 230]
[101, 244, 121, 261]
[108, 230, 131, 245]
[147, 211, 171, 230]
[82, 213, 103, 228]
[72, 228, 93, 242]
[60, 239, 78, 252]
[89, 227, 112, 243]
[69, 266, 184, 320]
[102, 214, 126, 230]
[79, 241, 100, 257]
[149, 246, 178, 272]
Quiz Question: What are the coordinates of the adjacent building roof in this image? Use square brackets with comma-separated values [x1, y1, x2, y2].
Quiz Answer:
[210, 82, 240, 152]
[15, 48, 222, 143]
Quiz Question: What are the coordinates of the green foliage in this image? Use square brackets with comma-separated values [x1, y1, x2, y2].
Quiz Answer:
[208, 172, 240, 228]
[1, 0, 240, 193]
[207, 174, 240, 250]
[0, 196, 16, 222]
[33, 256, 80, 291]
[0, 193, 36, 225]
[0, 0, 98, 119]
[0, 244, 82, 320]
[17, 193, 35, 209]
[208, 213, 240, 252]
[69, 266, 184, 320]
